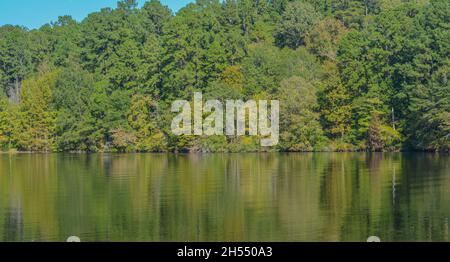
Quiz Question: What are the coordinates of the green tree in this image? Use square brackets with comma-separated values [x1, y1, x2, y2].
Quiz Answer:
[408, 69, 449, 151]
[305, 18, 348, 61]
[0, 26, 33, 102]
[337, 0, 448, 150]
[243, 44, 322, 96]
[79, 4, 146, 91]
[318, 62, 352, 141]
[0, 0, 447, 153]
[15, 68, 57, 151]
[139, 34, 165, 97]
[0, 96, 18, 150]
[275, 2, 321, 49]
[128, 94, 167, 152]
[142, 0, 172, 36]
[53, 66, 96, 151]
[278, 76, 325, 151]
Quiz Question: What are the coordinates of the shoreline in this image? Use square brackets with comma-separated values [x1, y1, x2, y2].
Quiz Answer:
[1, 150, 448, 154]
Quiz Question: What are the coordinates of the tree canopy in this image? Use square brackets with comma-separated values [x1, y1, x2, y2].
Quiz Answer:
[0, 0, 448, 152]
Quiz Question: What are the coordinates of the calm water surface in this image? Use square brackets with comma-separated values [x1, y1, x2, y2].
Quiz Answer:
[0, 153, 448, 242]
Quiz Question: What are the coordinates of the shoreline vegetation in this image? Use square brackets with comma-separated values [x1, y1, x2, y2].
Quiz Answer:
[0, 148, 448, 154]
[0, 0, 449, 154]
[0, 151, 448, 155]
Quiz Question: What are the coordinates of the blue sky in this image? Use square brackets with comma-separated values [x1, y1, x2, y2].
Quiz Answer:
[0, 0, 194, 29]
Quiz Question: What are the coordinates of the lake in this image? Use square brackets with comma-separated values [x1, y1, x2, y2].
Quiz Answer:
[0, 153, 448, 242]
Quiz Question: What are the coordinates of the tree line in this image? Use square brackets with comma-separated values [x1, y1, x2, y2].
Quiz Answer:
[0, 0, 448, 152]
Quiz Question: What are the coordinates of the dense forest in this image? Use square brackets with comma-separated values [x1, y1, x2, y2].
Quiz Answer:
[0, 0, 448, 153]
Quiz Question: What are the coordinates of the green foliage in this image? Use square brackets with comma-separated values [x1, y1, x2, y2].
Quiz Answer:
[336, 0, 449, 151]
[318, 62, 352, 140]
[305, 18, 348, 61]
[242, 44, 322, 96]
[53, 66, 99, 151]
[15, 68, 58, 151]
[127, 94, 167, 152]
[278, 76, 325, 151]
[0, 96, 18, 150]
[275, 2, 322, 49]
[408, 69, 449, 151]
[0, 0, 448, 152]
[0, 26, 33, 102]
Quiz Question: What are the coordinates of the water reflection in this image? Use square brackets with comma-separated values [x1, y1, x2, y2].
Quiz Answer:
[0, 153, 448, 242]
